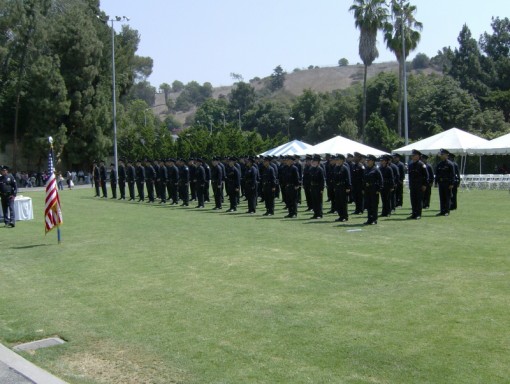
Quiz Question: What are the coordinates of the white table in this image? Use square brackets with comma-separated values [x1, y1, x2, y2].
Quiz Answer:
[0, 196, 34, 221]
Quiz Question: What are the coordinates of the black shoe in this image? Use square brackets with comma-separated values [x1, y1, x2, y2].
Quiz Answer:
[364, 221, 376, 225]
[327, 210, 336, 214]
[407, 215, 416, 220]
[195, 205, 204, 208]
[380, 214, 389, 217]
[8, 223, 15, 228]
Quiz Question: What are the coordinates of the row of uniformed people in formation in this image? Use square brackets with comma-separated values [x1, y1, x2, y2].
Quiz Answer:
[91, 149, 460, 225]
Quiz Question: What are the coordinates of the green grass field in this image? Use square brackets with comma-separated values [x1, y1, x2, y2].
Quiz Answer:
[1, 187, 509, 383]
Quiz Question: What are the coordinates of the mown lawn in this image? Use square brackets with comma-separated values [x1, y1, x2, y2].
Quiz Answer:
[1, 187, 509, 383]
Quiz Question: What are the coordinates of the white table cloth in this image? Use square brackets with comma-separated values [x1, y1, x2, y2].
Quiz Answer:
[0, 196, 34, 221]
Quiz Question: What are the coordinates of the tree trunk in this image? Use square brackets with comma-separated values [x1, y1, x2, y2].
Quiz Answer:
[397, 56, 403, 137]
[362, 64, 368, 143]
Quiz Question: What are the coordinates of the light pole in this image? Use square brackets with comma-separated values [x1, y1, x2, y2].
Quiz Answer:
[143, 108, 151, 127]
[401, 0, 409, 146]
[237, 109, 242, 130]
[287, 116, 294, 138]
[98, 15, 129, 178]
[221, 112, 226, 129]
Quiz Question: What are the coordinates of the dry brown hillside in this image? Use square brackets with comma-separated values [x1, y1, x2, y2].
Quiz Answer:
[152, 62, 437, 126]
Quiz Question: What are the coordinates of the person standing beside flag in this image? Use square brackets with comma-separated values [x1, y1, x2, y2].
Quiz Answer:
[0, 165, 17, 227]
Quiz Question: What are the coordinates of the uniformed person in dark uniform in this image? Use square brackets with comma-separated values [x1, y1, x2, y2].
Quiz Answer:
[135, 159, 145, 202]
[99, 160, 107, 198]
[421, 154, 434, 209]
[211, 157, 224, 210]
[194, 158, 206, 208]
[309, 154, 325, 219]
[109, 163, 117, 199]
[302, 155, 313, 211]
[293, 154, 303, 205]
[333, 154, 351, 222]
[126, 159, 136, 201]
[282, 155, 300, 218]
[363, 154, 383, 225]
[449, 153, 460, 210]
[188, 159, 197, 202]
[156, 159, 167, 203]
[166, 158, 180, 205]
[203, 160, 211, 203]
[144, 158, 156, 203]
[244, 156, 258, 214]
[226, 157, 241, 212]
[0, 165, 17, 227]
[392, 153, 406, 207]
[388, 156, 400, 212]
[407, 149, 429, 219]
[325, 154, 336, 213]
[261, 156, 277, 216]
[351, 152, 365, 214]
[177, 158, 190, 206]
[378, 155, 395, 217]
[435, 149, 455, 216]
[152, 159, 161, 199]
[92, 160, 100, 197]
[118, 158, 126, 200]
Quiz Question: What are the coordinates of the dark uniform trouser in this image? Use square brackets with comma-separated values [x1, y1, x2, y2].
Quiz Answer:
[119, 180, 125, 199]
[136, 182, 145, 200]
[1, 196, 15, 224]
[196, 183, 205, 206]
[396, 182, 404, 206]
[353, 183, 364, 213]
[227, 187, 237, 210]
[111, 181, 117, 198]
[159, 182, 166, 202]
[168, 182, 178, 203]
[285, 185, 298, 216]
[311, 186, 323, 218]
[438, 183, 451, 214]
[410, 185, 423, 217]
[390, 188, 396, 211]
[212, 182, 222, 208]
[94, 180, 100, 196]
[263, 185, 275, 214]
[327, 182, 335, 210]
[381, 187, 392, 216]
[179, 183, 189, 204]
[204, 181, 210, 202]
[128, 181, 135, 199]
[101, 180, 107, 197]
[304, 184, 312, 210]
[450, 185, 458, 210]
[334, 187, 348, 220]
[423, 183, 432, 207]
[245, 185, 257, 212]
[364, 189, 379, 223]
[146, 181, 155, 202]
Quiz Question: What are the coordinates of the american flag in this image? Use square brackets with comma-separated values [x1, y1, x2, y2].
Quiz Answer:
[45, 148, 63, 233]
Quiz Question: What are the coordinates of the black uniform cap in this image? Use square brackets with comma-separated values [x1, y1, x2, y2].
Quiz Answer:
[1, 165, 9, 171]
[366, 154, 377, 162]
[337, 154, 346, 160]
[439, 148, 450, 155]
[411, 149, 422, 156]
[312, 154, 322, 162]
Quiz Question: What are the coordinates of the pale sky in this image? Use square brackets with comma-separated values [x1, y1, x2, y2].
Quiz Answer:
[100, 0, 508, 88]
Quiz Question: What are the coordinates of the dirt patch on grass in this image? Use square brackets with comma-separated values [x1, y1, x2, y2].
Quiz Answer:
[61, 345, 189, 384]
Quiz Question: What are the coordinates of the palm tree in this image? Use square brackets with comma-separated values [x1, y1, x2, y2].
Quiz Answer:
[349, 0, 388, 143]
[383, 0, 422, 138]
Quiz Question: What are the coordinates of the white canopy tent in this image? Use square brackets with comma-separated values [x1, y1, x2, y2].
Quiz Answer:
[392, 128, 490, 176]
[259, 139, 313, 156]
[468, 132, 510, 155]
[392, 127, 489, 156]
[295, 135, 387, 157]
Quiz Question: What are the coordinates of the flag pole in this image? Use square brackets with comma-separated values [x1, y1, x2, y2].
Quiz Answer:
[47, 136, 63, 244]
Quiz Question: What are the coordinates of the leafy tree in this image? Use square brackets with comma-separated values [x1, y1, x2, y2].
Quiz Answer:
[172, 80, 184, 92]
[349, 0, 388, 142]
[228, 81, 256, 119]
[411, 53, 429, 69]
[164, 114, 182, 132]
[430, 47, 454, 72]
[364, 113, 393, 149]
[230, 72, 243, 82]
[447, 25, 490, 100]
[160, 83, 171, 104]
[127, 80, 156, 106]
[338, 58, 349, 66]
[243, 99, 291, 138]
[365, 72, 399, 132]
[269, 65, 286, 92]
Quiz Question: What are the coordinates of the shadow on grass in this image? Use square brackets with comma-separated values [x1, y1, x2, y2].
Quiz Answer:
[11, 244, 50, 250]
